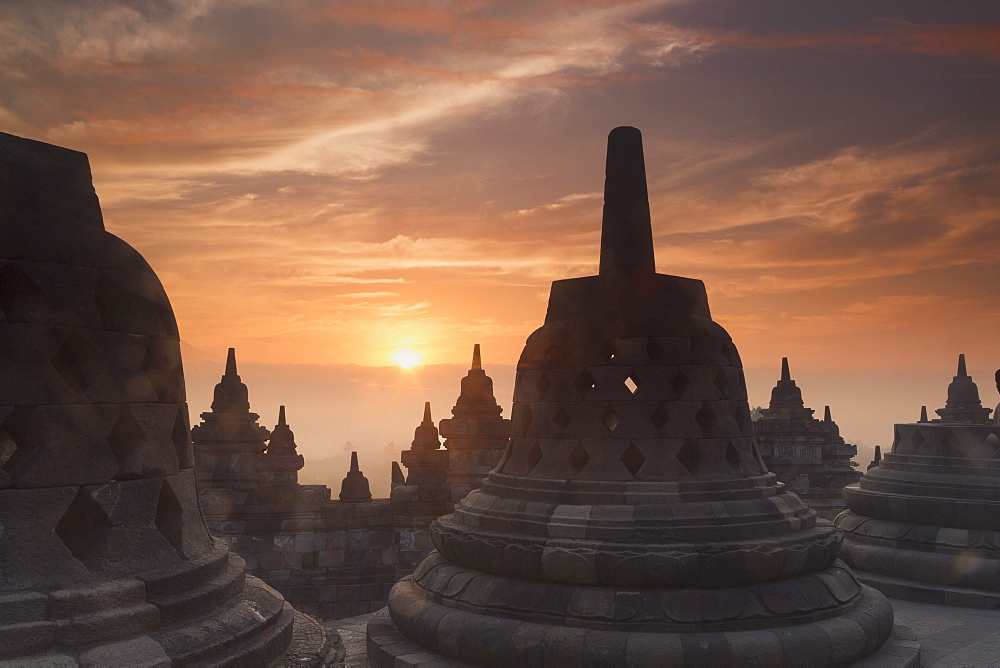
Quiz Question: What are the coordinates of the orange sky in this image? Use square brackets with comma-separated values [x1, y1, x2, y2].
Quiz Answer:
[3, 1, 997, 490]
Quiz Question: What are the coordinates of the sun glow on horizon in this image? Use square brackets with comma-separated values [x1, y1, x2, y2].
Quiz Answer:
[391, 348, 424, 369]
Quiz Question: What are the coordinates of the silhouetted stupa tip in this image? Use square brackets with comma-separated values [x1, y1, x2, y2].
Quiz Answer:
[411, 401, 441, 450]
[278, 404, 286, 426]
[920, 405, 928, 422]
[824, 405, 832, 422]
[599, 126, 655, 280]
[781, 356, 791, 381]
[225, 346, 238, 376]
[211, 347, 251, 411]
[471, 343, 482, 370]
[936, 353, 990, 424]
[339, 451, 371, 502]
[266, 404, 298, 456]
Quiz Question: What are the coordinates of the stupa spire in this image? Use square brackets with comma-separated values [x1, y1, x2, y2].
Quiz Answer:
[824, 405, 832, 422]
[920, 406, 928, 422]
[210, 347, 251, 411]
[936, 353, 991, 424]
[599, 126, 655, 280]
[411, 402, 441, 450]
[225, 346, 238, 377]
[471, 343, 482, 370]
[339, 451, 372, 502]
[266, 404, 298, 456]
[781, 356, 791, 381]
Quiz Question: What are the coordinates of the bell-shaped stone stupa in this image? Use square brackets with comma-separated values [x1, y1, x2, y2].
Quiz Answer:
[339, 451, 373, 503]
[367, 127, 912, 665]
[837, 355, 1000, 609]
[0, 133, 332, 665]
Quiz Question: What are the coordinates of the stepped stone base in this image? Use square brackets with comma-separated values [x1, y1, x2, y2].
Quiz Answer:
[852, 570, 1000, 611]
[366, 607, 920, 667]
[0, 540, 338, 666]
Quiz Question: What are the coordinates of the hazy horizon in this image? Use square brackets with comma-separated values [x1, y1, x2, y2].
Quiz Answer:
[182, 343, 998, 498]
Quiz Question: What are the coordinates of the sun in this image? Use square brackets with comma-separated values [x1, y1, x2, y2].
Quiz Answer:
[391, 348, 424, 369]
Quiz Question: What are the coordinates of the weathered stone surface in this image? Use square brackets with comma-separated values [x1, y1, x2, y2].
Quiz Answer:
[836, 355, 1000, 608]
[0, 132, 329, 665]
[371, 127, 905, 666]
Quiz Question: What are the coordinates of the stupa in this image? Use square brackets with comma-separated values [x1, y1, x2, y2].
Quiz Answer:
[439, 344, 511, 501]
[0, 133, 333, 664]
[836, 355, 1000, 609]
[367, 127, 913, 665]
[396, 403, 450, 503]
[339, 451, 373, 502]
[191, 347, 271, 489]
[754, 358, 861, 519]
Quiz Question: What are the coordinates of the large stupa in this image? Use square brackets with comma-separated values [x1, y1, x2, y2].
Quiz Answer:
[836, 355, 1000, 609]
[0, 133, 333, 665]
[367, 128, 916, 665]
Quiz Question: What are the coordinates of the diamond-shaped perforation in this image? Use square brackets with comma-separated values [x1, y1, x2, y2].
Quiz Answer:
[156, 479, 185, 557]
[646, 338, 661, 364]
[650, 405, 669, 432]
[520, 404, 534, 432]
[107, 404, 144, 479]
[536, 372, 551, 399]
[55, 488, 110, 566]
[624, 375, 639, 395]
[568, 442, 590, 473]
[93, 272, 131, 330]
[601, 405, 620, 433]
[911, 428, 925, 450]
[526, 440, 543, 472]
[172, 409, 192, 468]
[735, 404, 751, 436]
[52, 331, 105, 396]
[554, 407, 572, 432]
[715, 369, 730, 398]
[671, 369, 689, 399]
[574, 369, 596, 396]
[620, 442, 645, 477]
[695, 403, 717, 436]
[0, 263, 45, 319]
[676, 442, 701, 477]
[725, 441, 741, 474]
[141, 337, 179, 402]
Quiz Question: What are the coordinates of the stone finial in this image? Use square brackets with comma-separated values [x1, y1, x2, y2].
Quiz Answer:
[599, 126, 655, 281]
[453, 345, 502, 418]
[920, 406, 928, 422]
[211, 347, 251, 411]
[766, 356, 806, 413]
[411, 402, 441, 450]
[391, 461, 405, 484]
[266, 405, 297, 455]
[823, 405, 832, 422]
[935, 354, 991, 424]
[339, 451, 372, 502]
[867, 445, 882, 470]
